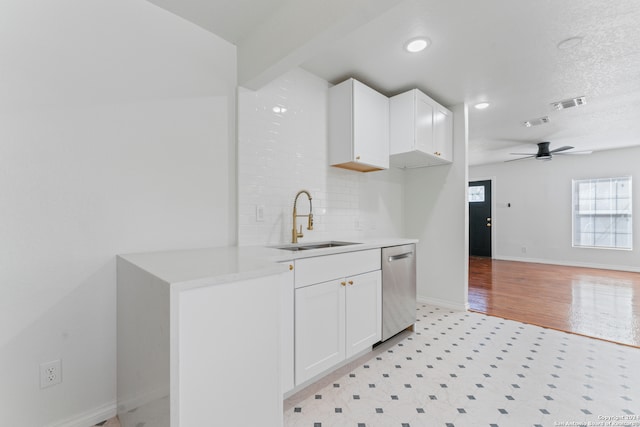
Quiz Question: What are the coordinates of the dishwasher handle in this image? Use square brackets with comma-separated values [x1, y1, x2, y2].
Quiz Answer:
[387, 252, 413, 262]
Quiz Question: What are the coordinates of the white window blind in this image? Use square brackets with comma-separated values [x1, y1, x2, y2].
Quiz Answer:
[572, 176, 632, 249]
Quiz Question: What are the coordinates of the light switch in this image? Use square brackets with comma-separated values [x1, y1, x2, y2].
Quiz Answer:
[256, 205, 264, 222]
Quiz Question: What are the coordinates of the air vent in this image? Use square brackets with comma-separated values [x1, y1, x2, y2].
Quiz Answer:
[523, 116, 550, 127]
[551, 96, 586, 110]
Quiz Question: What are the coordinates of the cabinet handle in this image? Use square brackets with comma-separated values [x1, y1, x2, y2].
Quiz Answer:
[348, 280, 354, 285]
[434, 151, 441, 156]
[289, 264, 293, 271]
[341, 281, 346, 286]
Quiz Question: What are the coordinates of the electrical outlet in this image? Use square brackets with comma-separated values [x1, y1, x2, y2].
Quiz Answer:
[521, 247, 527, 254]
[40, 359, 62, 389]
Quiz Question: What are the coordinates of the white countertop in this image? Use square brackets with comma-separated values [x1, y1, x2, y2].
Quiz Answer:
[118, 238, 417, 288]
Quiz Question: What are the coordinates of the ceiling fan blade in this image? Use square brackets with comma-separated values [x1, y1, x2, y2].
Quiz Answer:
[505, 155, 536, 162]
[555, 150, 593, 155]
[509, 152, 537, 155]
[549, 145, 574, 153]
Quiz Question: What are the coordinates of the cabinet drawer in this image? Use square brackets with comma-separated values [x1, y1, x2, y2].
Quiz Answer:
[295, 249, 381, 288]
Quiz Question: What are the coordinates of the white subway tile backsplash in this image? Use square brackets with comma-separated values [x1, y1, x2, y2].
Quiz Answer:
[238, 68, 405, 246]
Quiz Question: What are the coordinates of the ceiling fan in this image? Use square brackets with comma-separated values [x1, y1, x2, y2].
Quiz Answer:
[507, 141, 592, 162]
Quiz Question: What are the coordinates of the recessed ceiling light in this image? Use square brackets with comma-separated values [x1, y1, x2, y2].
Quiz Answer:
[557, 36, 583, 50]
[405, 37, 430, 53]
[474, 102, 490, 110]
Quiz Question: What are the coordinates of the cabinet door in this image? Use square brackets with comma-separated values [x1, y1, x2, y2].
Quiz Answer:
[178, 275, 282, 427]
[352, 80, 389, 169]
[280, 263, 295, 394]
[433, 104, 453, 161]
[390, 88, 452, 168]
[295, 279, 346, 385]
[415, 94, 435, 153]
[345, 270, 382, 359]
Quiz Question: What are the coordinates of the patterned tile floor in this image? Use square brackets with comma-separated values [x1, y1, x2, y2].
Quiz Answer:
[99, 304, 640, 427]
[283, 304, 640, 427]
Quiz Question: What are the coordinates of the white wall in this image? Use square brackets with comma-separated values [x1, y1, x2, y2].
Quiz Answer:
[0, 1, 237, 426]
[405, 104, 469, 310]
[238, 68, 405, 246]
[469, 145, 640, 272]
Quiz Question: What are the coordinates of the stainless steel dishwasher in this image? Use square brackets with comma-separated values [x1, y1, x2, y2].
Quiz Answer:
[381, 244, 416, 341]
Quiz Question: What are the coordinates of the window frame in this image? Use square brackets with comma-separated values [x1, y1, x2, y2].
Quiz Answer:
[468, 185, 485, 203]
[571, 176, 633, 251]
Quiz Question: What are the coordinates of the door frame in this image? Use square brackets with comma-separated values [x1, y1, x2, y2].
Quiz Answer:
[468, 176, 496, 259]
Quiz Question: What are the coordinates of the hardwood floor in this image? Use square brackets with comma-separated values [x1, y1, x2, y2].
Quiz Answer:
[468, 256, 640, 348]
[95, 417, 120, 427]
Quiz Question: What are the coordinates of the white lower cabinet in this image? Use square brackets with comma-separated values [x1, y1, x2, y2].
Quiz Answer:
[117, 256, 284, 427]
[280, 262, 295, 394]
[295, 278, 346, 384]
[345, 270, 382, 358]
[295, 270, 381, 385]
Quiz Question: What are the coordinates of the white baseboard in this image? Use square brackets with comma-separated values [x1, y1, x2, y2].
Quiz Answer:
[116, 386, 170, 415]
[494, 255, 640, 273]
[417, 296, 469, 312]
[46, 401, 116, 427]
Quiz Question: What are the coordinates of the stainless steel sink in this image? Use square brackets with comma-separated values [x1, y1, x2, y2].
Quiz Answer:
[273, 241, 360, 251]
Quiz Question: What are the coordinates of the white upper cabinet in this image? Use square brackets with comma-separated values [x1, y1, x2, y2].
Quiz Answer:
[329, 78, 389, 172]
[433, 103, 453, 161]
[390, 88, 453, 168]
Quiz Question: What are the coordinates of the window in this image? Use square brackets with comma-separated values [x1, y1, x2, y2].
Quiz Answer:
[572, 176, 632, 249]
[468, 186, 485, 202]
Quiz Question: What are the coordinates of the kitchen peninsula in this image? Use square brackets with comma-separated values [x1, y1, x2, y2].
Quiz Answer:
[117, 238, 416, 427]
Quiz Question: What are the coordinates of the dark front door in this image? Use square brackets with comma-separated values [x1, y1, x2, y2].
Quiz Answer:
[469, 180, 492, 257]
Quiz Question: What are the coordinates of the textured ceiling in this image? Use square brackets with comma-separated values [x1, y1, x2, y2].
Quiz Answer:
[300, 0, 640, 165]
[147, 0, 640, 165]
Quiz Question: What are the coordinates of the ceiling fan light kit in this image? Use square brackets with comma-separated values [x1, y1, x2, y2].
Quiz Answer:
[534, 141, 554, 160]
[507, 141, 584, 162]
